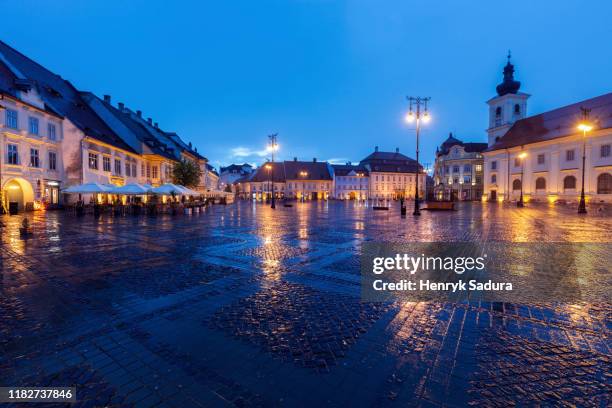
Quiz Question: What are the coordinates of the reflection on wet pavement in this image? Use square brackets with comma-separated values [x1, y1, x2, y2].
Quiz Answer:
[0, 201, 610, 407]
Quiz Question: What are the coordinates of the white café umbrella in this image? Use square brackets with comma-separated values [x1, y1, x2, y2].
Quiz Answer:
[63, 182, 113, 194]
[108, 183, 151, 195]
[176, 185, 199, 196]
[151, 183, 186, 195]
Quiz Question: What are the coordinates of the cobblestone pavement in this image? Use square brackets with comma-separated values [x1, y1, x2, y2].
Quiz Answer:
[0, 201, 610, 407]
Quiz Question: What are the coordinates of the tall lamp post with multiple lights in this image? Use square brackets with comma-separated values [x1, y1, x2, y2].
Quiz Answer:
[577, 108, 593, 214]
[404, 96, 431, 216]
[517, 151, 527, 207]
[267, 134, 279, 209]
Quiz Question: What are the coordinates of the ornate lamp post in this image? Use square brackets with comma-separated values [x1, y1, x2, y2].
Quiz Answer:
[405, 96, 431, 216]
[267, 134, 279, 209]
[517, 151, 527, 207]
[577, 107, 593, 214]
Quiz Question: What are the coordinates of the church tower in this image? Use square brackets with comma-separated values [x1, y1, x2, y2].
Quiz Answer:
[486, 52, 530, 147]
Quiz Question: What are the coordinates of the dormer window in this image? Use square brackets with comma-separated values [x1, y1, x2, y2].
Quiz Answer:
[514, 104, 521, 115]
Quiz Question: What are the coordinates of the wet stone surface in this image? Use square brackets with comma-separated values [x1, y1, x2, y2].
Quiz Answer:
[208, 281, 390, 372]
[0, 201, 610, 407]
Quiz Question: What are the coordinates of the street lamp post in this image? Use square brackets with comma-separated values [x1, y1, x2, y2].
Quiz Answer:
[405, 96, 431, 216]
[267, 134, 279, 209]
[577, 107, 593, 214]
[517, 151, 526, 208]
[265, 164, 272, 203]
[299, 171, 308, 202]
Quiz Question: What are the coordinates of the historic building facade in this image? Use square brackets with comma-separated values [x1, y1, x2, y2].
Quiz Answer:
[220, 163, 252, 192]
[237, 158, 333, 200]
[331, 163, 369, 200]
[483, 56, 612, 203]
[0, 89, 64, 211]
[360, 147, 425, 200]
[0, 40, 211, 211]
[433, 134, 487, 201]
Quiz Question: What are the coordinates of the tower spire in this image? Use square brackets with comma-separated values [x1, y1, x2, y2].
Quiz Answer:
[496, 51, 521, 96]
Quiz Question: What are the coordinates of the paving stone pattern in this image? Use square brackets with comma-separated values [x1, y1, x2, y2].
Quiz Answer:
[0, 201, 610, 407]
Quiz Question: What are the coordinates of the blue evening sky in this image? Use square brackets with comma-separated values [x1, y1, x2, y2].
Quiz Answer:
[2, 0, 611, 170]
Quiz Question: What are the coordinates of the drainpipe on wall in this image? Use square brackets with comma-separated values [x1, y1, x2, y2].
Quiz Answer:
[506, 149, 510, 201]
[80, 138, 84, 185]
[0, 95, 4, 213]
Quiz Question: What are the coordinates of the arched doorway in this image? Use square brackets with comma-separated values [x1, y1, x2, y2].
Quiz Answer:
[2, 177, 35, 213]
[597, 173, 612, 194]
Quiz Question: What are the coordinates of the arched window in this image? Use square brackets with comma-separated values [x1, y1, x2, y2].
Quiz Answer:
[535, 177, 546, 190]
[495, 107, 502, 117]
[563, 175, 577, 190]
[597, 173, 612, 194]
[514, 104, 521, 114]
[491, 174, 496, 183]
[512, 179, 522, 191]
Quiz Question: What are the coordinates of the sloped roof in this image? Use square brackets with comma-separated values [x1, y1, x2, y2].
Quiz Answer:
[206, 163, 219, 176]
[487, 92, 612, 151]
[250, 162, 286, 182]
[249, 160, 333, 182]
[0, 40, 135, 153]
[284, 160, 333, 180]
[331, 164, 369, 176]
[437, 133, 487, 156]
[220, 163, 252, 173]
[359, 150, 422, 173]
[81, 92, 177, 160]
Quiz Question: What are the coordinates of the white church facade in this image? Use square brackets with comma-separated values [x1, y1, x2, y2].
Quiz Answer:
[482, 56, 612, 204]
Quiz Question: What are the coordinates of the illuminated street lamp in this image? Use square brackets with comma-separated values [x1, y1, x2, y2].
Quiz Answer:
[405, 96, 431, 216]
[517, 151, 527, 208]
[577, 107, 593, 214]
[267, 134, 279, 209]
[265, 164, 272, 202]
[299, 171, 308, 201]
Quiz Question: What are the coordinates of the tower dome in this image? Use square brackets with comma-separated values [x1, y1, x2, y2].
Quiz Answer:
[495, 51, 521, 96]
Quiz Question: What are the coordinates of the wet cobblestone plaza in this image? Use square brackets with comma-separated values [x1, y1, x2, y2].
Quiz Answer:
[1, 201, 610, 407]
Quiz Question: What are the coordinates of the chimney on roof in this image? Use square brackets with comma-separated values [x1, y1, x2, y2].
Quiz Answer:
[395, 147, 399, 153]
[103, 95, 111, 103]
[189, 142, 192, 148]
[154, 122, 158, 129]
[118, 102, 124, 110]
[294, 157, 297, 162]
[136, 110, 142, 118]
[147, 118, 152, 125]
[313, 157, 317, 162]
[194, 147, 198, 152]
[375, 146, 379, 152]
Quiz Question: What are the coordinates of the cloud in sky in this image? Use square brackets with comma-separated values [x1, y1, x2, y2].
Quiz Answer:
[326, 157, 351, 165]
[230, 146, 268, 158]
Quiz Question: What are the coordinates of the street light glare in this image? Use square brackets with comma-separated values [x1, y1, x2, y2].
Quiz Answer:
[422, 112, 431, 123]
[518, 152, 527, 159]
[405, 111, 415, 123]
[577, 123, 593, 132]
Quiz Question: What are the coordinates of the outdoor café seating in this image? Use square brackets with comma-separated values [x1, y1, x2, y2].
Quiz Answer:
[62, 183, 205, 217]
